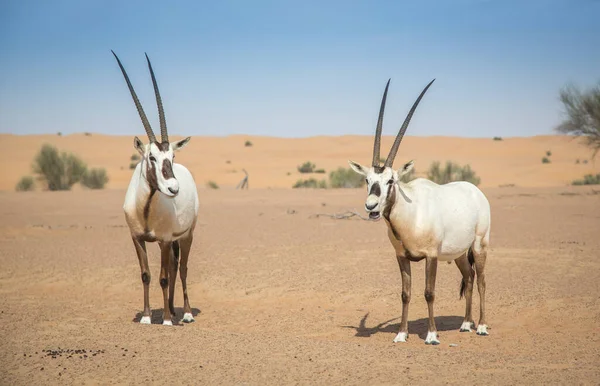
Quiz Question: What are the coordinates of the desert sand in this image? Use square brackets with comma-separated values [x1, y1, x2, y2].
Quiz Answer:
[1, 133, 599, 191]
[1, 133, 599, 385]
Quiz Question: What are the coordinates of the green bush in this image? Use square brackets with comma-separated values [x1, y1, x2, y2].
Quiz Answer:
[293, 178, 327, 189]
[542, 157, 551, 164]
[130, 154, 140, 161]
[546, 150, 552, 157]
[493, 136, 503, 141]
[297, 161, 316, 173]
[207, 181, 219, 189]
[33, 144, 87, 190]
[244, 140, 253, 147]
[572, 173, 600, 186]
[15, 176, 34, 191]
[314, 168, 326, 174]
[330, 167, 366, 188]
[427, 161, 481, 186]
[81, 168, 108, 189]
[129, 162, 138, 169]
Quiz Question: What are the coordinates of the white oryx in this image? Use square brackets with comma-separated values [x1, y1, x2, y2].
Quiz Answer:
[349, 79, 491, 345]
[113, 51, 199, 326]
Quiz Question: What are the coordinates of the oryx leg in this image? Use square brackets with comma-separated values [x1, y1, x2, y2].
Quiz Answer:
[455, 253, 475, 332]
[393, 256, 411, 343]
[132, 236, 152, 325]
[394, 255, 411, 343]
[424, 256, 440, 345]
[179, 233, 195, 323]
[473, 240, 489, 336]
[159, 241, 173, 326]
[168, 241, 180, 319]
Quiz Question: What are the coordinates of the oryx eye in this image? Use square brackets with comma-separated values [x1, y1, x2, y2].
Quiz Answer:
[387, 179, 394, 185]
[149, 155, 156, 162]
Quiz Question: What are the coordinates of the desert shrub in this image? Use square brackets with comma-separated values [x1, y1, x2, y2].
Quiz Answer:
[81, 168, 108, 189]
[297, 161, 316, 173]
[33, 144, 87, 191]
[226, 160, 231, 164]
[427, 161, 481, 186]
[542, 157, 551, 164]
[493, 136, 503, 141]
[576, 159, 580, 164]
[207, 181, 219, 189]
[130, 154, 140, 161]
[15, 176, 34, 191]
[546, 150, 552, 157]
[555, 82, 600, 158]
[129, 162, 138, 170]
[583, 159, 589, 164]
[84, 132, 92, 136]
[314, 168, 326, 174]
[572, 173, 600, 186]
[329, 167, 366, 188]
[57, 132, 62, 136]
[244, 140, 253, 147]
[293, 178, 327, 189]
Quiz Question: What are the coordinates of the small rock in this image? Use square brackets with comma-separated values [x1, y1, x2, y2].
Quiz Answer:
[449, 343, 459, 347]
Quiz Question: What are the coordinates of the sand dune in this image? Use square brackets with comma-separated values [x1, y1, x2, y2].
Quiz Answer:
[1, 133, 598, 191]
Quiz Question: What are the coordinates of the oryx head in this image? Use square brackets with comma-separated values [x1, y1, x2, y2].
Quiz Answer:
[349, 79, 435, 221]
[113, 51, 191, 197]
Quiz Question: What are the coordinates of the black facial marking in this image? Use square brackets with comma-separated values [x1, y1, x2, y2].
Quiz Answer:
[160, 278, 168, 289]
[369, 182, 381, 197]
[154, 141, 170, 152]
[162, 159, 174, 179]
[141, 272, 150, 284]
[145, 158, 159, 191]
[373, 165, 385, 174]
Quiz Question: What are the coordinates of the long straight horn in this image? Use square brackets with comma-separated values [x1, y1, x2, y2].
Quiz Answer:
[112, 50, 156, 143]
[372, 79, 391, 167]
[145, 53, 168, 143]
[384, 78, 435, 168]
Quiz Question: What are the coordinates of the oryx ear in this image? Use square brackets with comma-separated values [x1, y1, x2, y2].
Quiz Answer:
[348, 160, 369, 176]
[171, 137, 191, 152]
[398, 160, 414, 177]
[133, 136, 145, 156]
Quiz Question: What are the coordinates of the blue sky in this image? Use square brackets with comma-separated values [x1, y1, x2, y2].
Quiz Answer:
[1, 0, 598, 138]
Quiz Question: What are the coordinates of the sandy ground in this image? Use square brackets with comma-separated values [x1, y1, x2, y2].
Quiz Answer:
[1, 185, 599, 385]
[1, 133, 599, 191]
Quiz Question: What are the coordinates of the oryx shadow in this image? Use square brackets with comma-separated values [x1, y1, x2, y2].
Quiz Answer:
[132, 307, 201, 326]
[342, 312, 464, 340]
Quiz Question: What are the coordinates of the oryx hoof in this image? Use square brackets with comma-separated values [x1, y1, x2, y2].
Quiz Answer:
[162, 319, 173, 326]
[140, 316, 151, 325]
[476, 324, 489, 336]
[459, 321, 473, 333]
[182, 312, 195, 323]
[424, 331, 440, 345]
[393, 332, 408, 343]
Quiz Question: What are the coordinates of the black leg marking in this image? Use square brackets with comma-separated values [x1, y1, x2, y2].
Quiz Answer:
[160, 277, 168, 288]
[141, 272, 150, 284]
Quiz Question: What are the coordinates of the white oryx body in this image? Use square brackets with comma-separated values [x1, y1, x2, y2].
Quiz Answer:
[113, 51, 200, 326]
[349, 78, 491, 345]
[124, 155, 199, 242]
[384, 178, 490, 262]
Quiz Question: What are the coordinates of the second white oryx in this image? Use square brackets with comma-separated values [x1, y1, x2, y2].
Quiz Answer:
[349, 79, 491, 345]
[113, 51, 199, 326]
